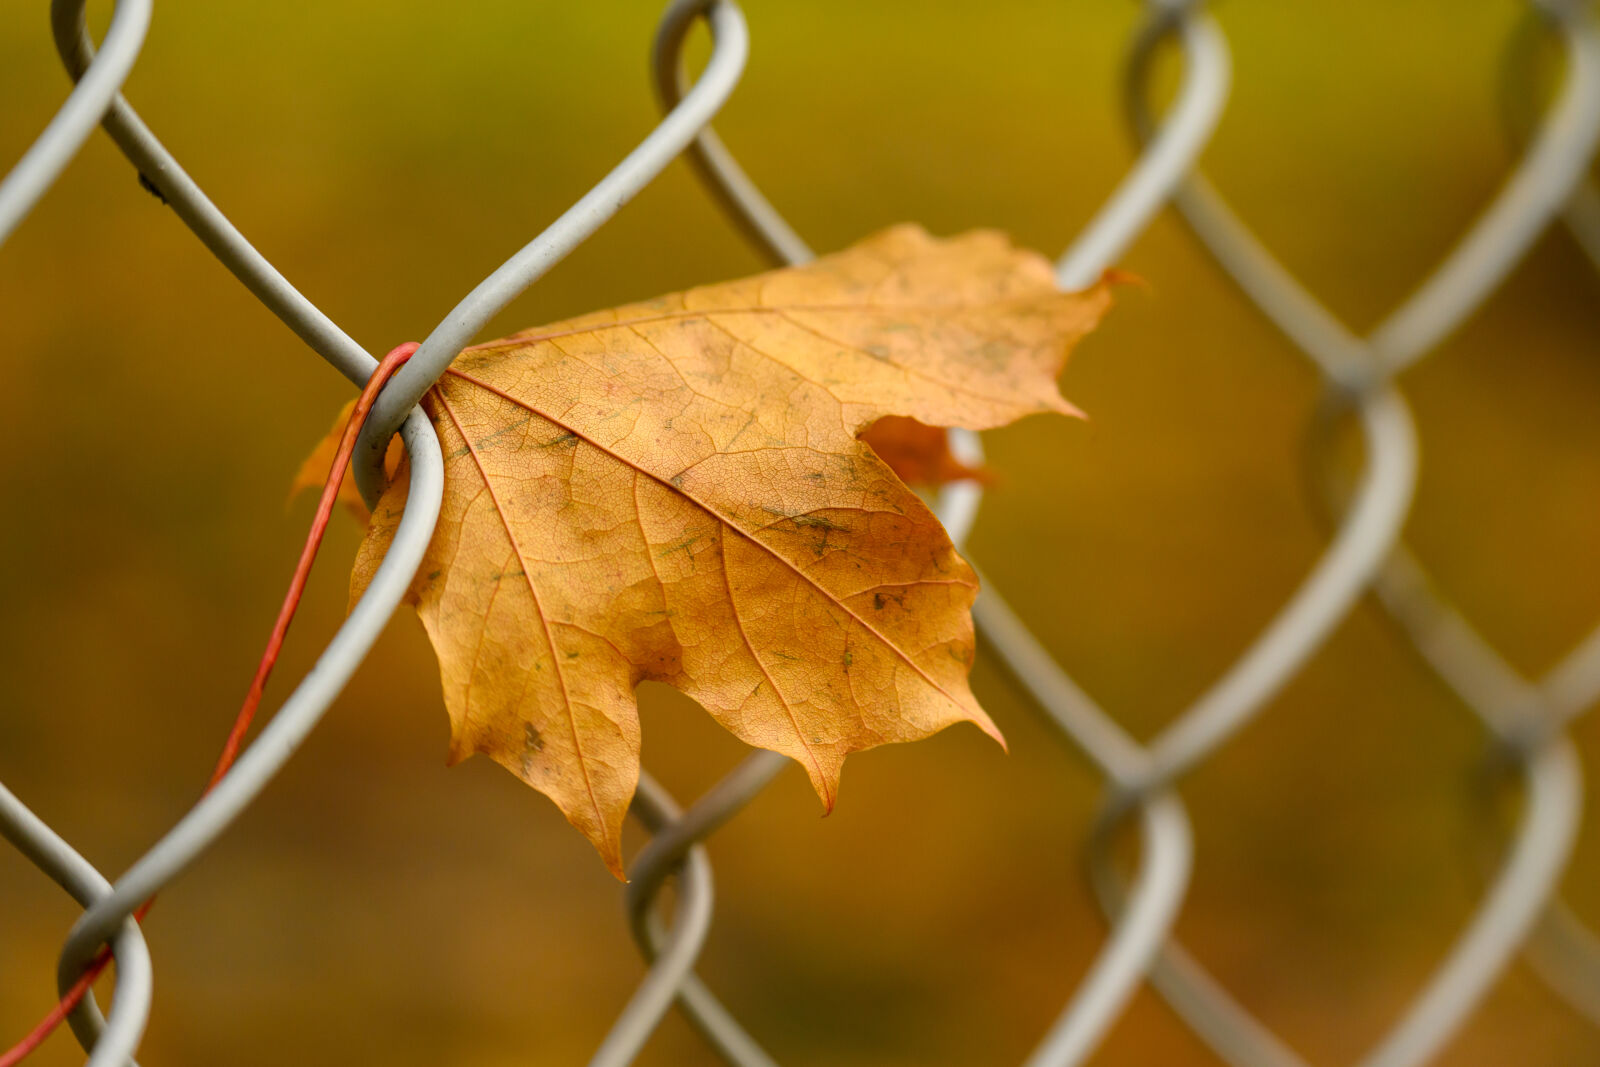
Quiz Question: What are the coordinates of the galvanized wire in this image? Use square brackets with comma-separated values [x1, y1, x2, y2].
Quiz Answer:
[3, 0, 1600, 1065]
[620, 4, 1600, 1067]
[0, 3, 157, 1061]
[350, 0, 756, 507]
[0, 785, 153, 1067]
[0, 0, 148, 248]
[1084, 4, 1600, 1067]
[612, 3, 1235, 1062]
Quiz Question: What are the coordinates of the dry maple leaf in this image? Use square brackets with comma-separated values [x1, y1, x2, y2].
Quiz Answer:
[292, 399, 403, 519]
[304, 400, 984, 511]
[306, 225, 1112, 877]
[857, 415, 991, 488]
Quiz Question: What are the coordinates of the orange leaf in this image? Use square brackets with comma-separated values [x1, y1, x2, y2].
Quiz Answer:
[860, 415, 991, 488]
[317, 225, 1111, 877]
[290, 399, 405, 519]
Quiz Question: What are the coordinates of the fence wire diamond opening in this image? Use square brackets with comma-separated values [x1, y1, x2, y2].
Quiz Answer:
[4, 0, 1600, 1064]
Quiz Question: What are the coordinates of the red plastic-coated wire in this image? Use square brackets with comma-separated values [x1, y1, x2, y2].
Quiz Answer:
[0, 342, 420, 1067]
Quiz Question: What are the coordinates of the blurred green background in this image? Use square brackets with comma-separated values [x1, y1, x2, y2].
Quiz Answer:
[4, 1, 1600, 1063]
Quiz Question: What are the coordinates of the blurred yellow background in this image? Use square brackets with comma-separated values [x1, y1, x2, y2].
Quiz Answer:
[4, 1, 1600, 1064]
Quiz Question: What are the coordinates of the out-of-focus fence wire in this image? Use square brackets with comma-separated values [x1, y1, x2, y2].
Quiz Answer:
[2, 1, 1598, 1065]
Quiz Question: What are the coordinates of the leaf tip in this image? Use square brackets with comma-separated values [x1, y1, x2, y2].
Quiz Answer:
[797, 753, 841, 816]
[601, 842, 628, 882]
[817, 777, 838, 817]
[573, 802, 629, 881]
[1099, 267, 1147, 291]
[974, 710, 1008, 754]
[1048, 395, 1089, 421]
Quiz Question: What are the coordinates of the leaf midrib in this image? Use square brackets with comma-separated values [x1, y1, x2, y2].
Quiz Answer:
[431, 388, 609, 851]
[441, 366, 977, 720]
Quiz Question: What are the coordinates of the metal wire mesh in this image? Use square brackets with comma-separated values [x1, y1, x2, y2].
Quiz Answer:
[3, 0, 1600, 1064]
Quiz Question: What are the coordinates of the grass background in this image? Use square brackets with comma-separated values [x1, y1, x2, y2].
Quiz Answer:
[3, 1, 1600, 1063]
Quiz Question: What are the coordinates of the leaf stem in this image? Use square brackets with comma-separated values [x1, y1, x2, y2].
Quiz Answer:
[0, 341, 418, 1067]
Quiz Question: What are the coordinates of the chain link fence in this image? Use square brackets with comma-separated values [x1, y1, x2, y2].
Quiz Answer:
[4, 0, 1600, 1063]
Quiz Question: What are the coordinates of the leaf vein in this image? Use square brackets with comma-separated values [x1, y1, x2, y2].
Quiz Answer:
[433, 388, 608, 846]
[442, 367, 975, 717]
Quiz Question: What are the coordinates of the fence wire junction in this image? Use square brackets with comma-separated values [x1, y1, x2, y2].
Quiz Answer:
[4, 0, 1600, 1064]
